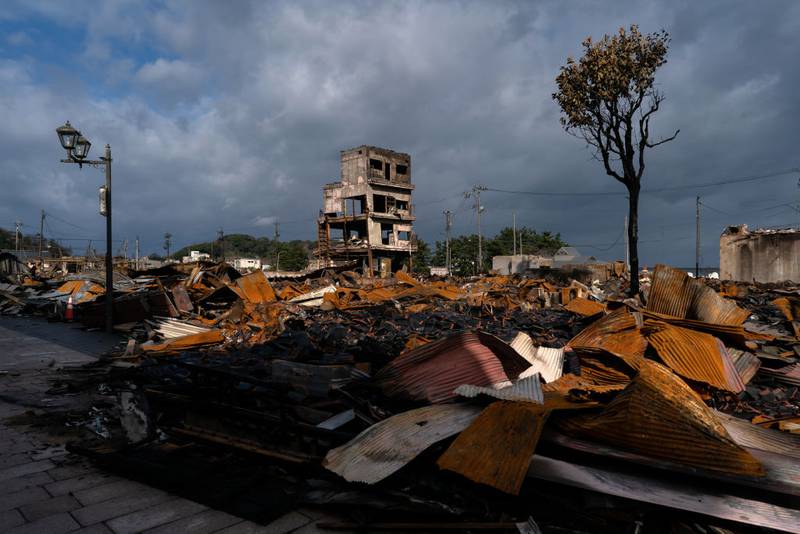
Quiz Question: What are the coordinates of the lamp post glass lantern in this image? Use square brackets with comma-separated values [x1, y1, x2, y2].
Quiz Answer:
[72, 135, 91, 160]
[56, 121, 78, 150]
[54, 121, 114, 333]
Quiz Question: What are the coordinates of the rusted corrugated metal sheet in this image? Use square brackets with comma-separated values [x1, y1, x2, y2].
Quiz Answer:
[568, 307, 647, 368]
[644, 321, 745, 393]
[542, 373, 626, 400]
[141, 329, 224, 352]
[640, 309, 751, 348]
[728, 348, 761, 385]
[647, 264, 749, 325]
[558, 360, 763, 477]
[510, 332, 564, 383]
[574, 349, 637, 385]
[563, 297, 606, 317]
[374, 332, 531, 404]
[323, 404, 481, 484]
[454, 374, 544, 403]
[231, 271, 276, 304]
[759, 363, 800, 386]
[715, 411, 800, 460]
[438, 402, 549, 495]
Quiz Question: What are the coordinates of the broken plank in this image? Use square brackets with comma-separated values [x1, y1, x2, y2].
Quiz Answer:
[527, 455, 800, 533]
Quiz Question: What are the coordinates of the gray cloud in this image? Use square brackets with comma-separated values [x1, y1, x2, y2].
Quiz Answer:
[0, 0, 798, 267]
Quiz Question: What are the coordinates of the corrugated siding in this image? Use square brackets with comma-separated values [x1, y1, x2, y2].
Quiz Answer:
[455, 374, 544, 403]
[644, 321, 745, 393]
[568, 308, 647, 368]
[141, 329, 224, 352]
[715, 410, 800, 460]
[232, 271, 276, 304]
[323, 404, 482, 484]
[374, 332, 531, 404]
[647, 264, 749, 325]
[438, 402, 549, 495]
[728, 348, 761, 385]
[563, 297, 606, 317]
[558, 360, 764, 477]
[511, 332, 564, 383]
[758, 363, 800, 386]
[146, 317, 211, 339]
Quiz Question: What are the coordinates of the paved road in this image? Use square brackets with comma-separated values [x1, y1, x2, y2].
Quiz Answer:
[0, 317, 333, 533]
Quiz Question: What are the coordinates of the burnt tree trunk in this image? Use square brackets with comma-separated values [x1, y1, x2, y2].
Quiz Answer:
[627, 184, 640, 295]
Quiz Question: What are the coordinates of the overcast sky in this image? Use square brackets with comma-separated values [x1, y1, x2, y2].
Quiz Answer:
[1, 0, 798, 267]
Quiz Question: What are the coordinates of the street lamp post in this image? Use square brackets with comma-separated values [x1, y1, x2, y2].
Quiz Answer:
[55, 121, 114, 333]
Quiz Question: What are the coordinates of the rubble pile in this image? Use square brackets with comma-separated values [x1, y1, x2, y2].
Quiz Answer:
[3, 262, 800, 532]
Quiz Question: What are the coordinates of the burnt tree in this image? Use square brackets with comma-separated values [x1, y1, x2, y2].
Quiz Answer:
[553, 25, 678, 295]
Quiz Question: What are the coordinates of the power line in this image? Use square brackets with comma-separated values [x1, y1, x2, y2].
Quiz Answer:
[45, 212, 90, 231]
[483, 167, 800, 198]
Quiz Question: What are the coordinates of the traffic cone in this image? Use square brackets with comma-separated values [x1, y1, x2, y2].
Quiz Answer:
[65, 295, 74, 322]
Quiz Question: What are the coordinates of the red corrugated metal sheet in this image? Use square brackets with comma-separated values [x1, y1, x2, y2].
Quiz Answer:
[438, 402, 549, 495]
[644, 321, 745, 393]
[647, 264, 749, 325]
[374, 332, 531, 404]
[558, 360, 764, 477]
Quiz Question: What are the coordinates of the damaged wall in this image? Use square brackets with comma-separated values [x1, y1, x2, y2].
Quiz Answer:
[720, 225, 800, 283]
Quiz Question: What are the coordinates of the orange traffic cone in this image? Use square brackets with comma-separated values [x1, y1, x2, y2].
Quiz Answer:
[65, 295, 74, 322]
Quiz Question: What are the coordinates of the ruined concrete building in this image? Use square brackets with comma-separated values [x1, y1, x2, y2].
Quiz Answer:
[720, 224, 799, 283]
[317, 146, 416, 273]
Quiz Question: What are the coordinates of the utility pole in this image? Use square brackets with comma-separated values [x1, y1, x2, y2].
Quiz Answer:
[695, 196, 701, 278]
[135, 235, 140, 270]
[121, 239, 128, 260]
[512, 212, 517, 256]
[39, 210, 45, 267]
[274, 222, 280, 272]
[217, 227, 225, 262]
[466, 185, 487, 273]
[163, 232, 172, 259]
[443, 210, 453, 274]
[14, 220, 21, 253]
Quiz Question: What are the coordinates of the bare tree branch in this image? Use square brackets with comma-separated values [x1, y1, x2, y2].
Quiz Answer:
[646, 129, 680, 148]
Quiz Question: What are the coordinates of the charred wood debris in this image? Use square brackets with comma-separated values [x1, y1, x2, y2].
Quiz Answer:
[1, 262, 799, 533]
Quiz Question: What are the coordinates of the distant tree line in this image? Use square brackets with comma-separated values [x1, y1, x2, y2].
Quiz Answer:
[412, 226, 566, 276]
[0, 228, 71, 256]
[170, 234, 313, 271]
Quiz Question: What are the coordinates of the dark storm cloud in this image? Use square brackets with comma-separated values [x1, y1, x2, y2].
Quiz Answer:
[1, 0, 798, 266]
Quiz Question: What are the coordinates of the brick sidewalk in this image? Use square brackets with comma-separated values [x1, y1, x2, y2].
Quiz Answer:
[0, 420, 329, 533]
[0, 317, 335, 533]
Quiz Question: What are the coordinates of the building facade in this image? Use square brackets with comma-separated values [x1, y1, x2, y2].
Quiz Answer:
[317, 146, 416, 273]
[720, 225, 800, 283]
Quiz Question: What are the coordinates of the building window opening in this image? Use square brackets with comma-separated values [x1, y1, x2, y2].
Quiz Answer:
[384, 162, 391, 181]
[369, 158, 383, 170]
[349, 195, 366, 215]
[381, 223, 393, 245]
[396, 164, 408, 175]
[374, 194, 387, 213]
[396, 199, 408, 211]
[398, 231, 411, 241]
[330, 228, 344, 242]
